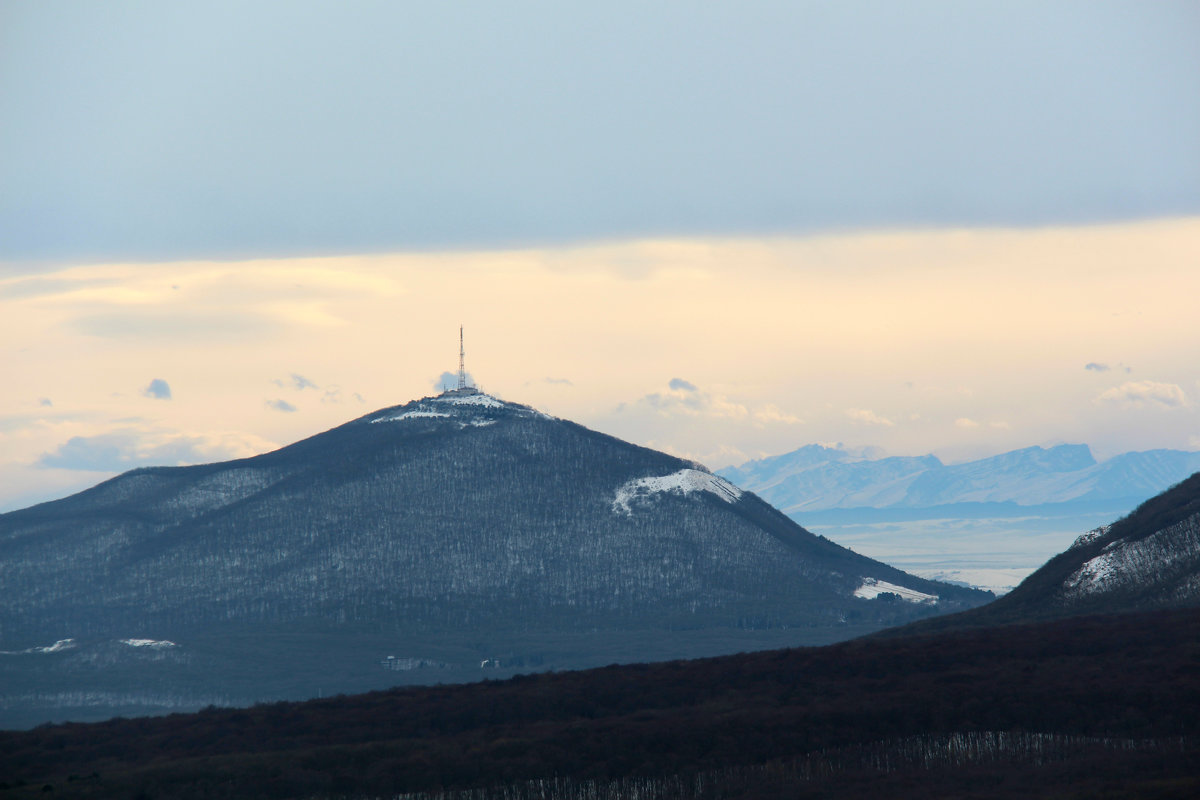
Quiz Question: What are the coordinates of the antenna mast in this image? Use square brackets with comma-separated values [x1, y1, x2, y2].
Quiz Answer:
[457, 325, 467, 390]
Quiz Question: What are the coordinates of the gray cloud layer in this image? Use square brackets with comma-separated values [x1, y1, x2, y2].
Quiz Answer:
[3, 1, 1197, 268]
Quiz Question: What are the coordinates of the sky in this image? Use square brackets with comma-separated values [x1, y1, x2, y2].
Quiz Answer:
[2, 2, 1199, 511]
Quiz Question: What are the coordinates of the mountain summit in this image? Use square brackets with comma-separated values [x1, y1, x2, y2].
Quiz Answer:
[0, 391, 988, 726]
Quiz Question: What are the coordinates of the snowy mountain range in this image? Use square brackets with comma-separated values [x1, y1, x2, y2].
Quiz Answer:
[0, 390, 989, 727]
[719, 443, 1200, 517]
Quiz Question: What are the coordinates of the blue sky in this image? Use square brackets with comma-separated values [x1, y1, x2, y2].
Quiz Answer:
[3, 1, 1198, 268]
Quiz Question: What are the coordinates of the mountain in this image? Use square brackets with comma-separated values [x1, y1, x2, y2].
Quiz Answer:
[0, 390, 989, 727]
[719, 442, 1200, 515]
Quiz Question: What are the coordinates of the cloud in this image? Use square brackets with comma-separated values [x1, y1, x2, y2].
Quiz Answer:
[38, 428, 274, 472]
[142, 379, 172, 400]
[955, 417, 981, 429]
[266, 399, 297, 413]
[625, 382, 748, 420]
[433, 371, 475, 392]
[1095, 381, 1187, 409]
[1085, 362, 1133, 374]
[319, 385, 365, 405]
[646, 440, 752, 472]
[290, 373, 317, 390]
[845, 408, 895, 427]
[5, 4, 1198, 266]
[272, 373, 318, 391]
[38, 397, 52, 407]
[753, 404, 802, 425]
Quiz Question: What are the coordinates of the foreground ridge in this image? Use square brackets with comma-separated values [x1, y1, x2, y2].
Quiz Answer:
[2, 609, 1196, 799]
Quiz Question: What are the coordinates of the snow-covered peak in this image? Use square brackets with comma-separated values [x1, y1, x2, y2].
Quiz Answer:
[432, 392, 507, 409]
[612, 469, 743, 514]
[368, 392, 552, 427]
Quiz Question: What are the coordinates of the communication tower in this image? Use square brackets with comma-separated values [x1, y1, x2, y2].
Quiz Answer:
[457, 325, 468, 390]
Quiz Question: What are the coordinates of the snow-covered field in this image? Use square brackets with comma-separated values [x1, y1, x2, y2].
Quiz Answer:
[853, 578, 937, 604]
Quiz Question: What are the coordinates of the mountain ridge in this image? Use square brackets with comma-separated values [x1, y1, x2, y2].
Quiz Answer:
[719, 442, 1200, 513]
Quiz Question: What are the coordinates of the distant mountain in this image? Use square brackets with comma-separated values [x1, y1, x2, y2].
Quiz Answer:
[719, 443, 1200, 517]
[0, 391, 989, 727]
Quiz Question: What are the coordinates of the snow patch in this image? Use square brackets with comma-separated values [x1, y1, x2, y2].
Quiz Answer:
[1069, 526, 1109, 550]
[1062, 513, 1200, 600]
[854, 578, 938, 604]
[120, 638, 177, 649]
[435, 393, 506, 409]
[1063, 541, 1129, 597]
[371, 410, 452, 423]
[0, 638, 77, 655]
[612, 469, 743, 514]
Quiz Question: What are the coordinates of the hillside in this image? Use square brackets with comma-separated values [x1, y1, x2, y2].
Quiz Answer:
[0, 391, 989, 727]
